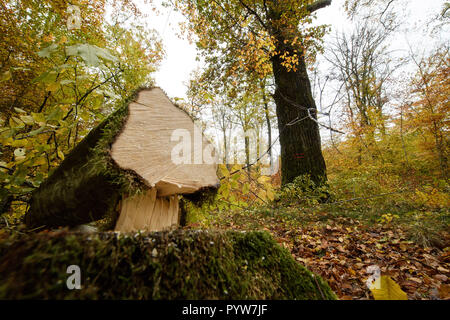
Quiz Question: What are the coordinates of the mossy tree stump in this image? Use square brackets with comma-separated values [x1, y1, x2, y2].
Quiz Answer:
[0, 230, 336, 299]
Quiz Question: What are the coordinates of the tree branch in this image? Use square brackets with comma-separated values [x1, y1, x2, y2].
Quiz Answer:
[307, 0, 332, 13]
[238, 0, 268, 30]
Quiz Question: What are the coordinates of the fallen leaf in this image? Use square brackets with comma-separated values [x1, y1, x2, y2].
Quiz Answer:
[437, 266, 449, 273]
[433, 274, 448, 282]
[408, 277, 422, 284]
[439, 284, 450, 300]
[370, 276, 408, 300]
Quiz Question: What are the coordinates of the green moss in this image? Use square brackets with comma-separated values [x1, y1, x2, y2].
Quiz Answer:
[0, 230, 336, 300]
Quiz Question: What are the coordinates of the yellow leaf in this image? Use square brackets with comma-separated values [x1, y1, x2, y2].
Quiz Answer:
[31, 112, 46, 126]
[0, 161, 7, 172]
[47, 82, 59, 92]
[57, 149, 65, 160]
[10, 116, 24, 127]
[257, 176, 270, 184]
[34, 157, 48, 166]
[257, 190, 267, 201]
[370, 276, 408, 300]
[266, 189, 275, 201]
[221, 185, 230, 198]
[0, 137, 13, 146]
[220, 165, 230, 178]
[242, 183, 250, 195]
[11, 139, 27, 148]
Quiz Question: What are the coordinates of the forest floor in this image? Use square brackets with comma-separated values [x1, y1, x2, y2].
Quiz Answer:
[189, 203, 450, 300]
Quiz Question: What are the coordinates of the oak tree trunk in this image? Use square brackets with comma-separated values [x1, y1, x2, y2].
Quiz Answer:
[271, 45, 327, 186]
[261, 81, 273, 168]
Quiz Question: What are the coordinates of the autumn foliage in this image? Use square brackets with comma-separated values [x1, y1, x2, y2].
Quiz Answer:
[0, 0, 448, 301]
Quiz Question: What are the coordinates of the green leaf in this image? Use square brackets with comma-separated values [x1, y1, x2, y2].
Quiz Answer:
[221, 184, 230, 198]
[10, 116, 24, 128]
[31, 112, 46, 125]
[60, 79, 75, 85]
[28, 127, 45, 137]
[37, 43, 59, 58]
[32, 71, 57, 84]
[46, 107, 64, 121]
[231, 173, 240, 181]
[14, 107, 27, 114]
[1, 70, 11, 82]
[19, 115, 34, 125]
[55, 63, 72, 71]
[66, 44, 118, 67]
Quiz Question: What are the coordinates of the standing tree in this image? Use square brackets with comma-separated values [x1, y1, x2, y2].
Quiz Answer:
[185, 71, 235, 165]
[173, 0, 332, 185]
[188, 64, 275, 170]
[228, 83, 262, 169]
[325, 19, 395, 163]
[406, 47, 449, 179]
[260, 76, 276, 169]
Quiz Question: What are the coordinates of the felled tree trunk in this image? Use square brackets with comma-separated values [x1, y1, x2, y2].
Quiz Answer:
[115, 188, 180, 232]
[25, 88, 219, 230]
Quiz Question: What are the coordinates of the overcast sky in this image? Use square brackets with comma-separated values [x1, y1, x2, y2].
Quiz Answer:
[130, 0, 448, 159]
[136, 0, 448, 99]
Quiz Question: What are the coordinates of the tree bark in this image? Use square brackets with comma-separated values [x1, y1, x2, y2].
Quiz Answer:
[261, 81, 273, 168]
[244, 135, 250, 170]
[222, 121, 228, 165]
[271, 45, 327, 185]
[0, 190, 12, 217]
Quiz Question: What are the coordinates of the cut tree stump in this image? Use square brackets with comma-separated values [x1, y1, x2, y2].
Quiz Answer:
[115, 188, 180, 232]
[25, 87, 219, 231]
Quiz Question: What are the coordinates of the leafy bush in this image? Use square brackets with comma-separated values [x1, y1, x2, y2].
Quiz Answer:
[277, 175, 330, 207]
